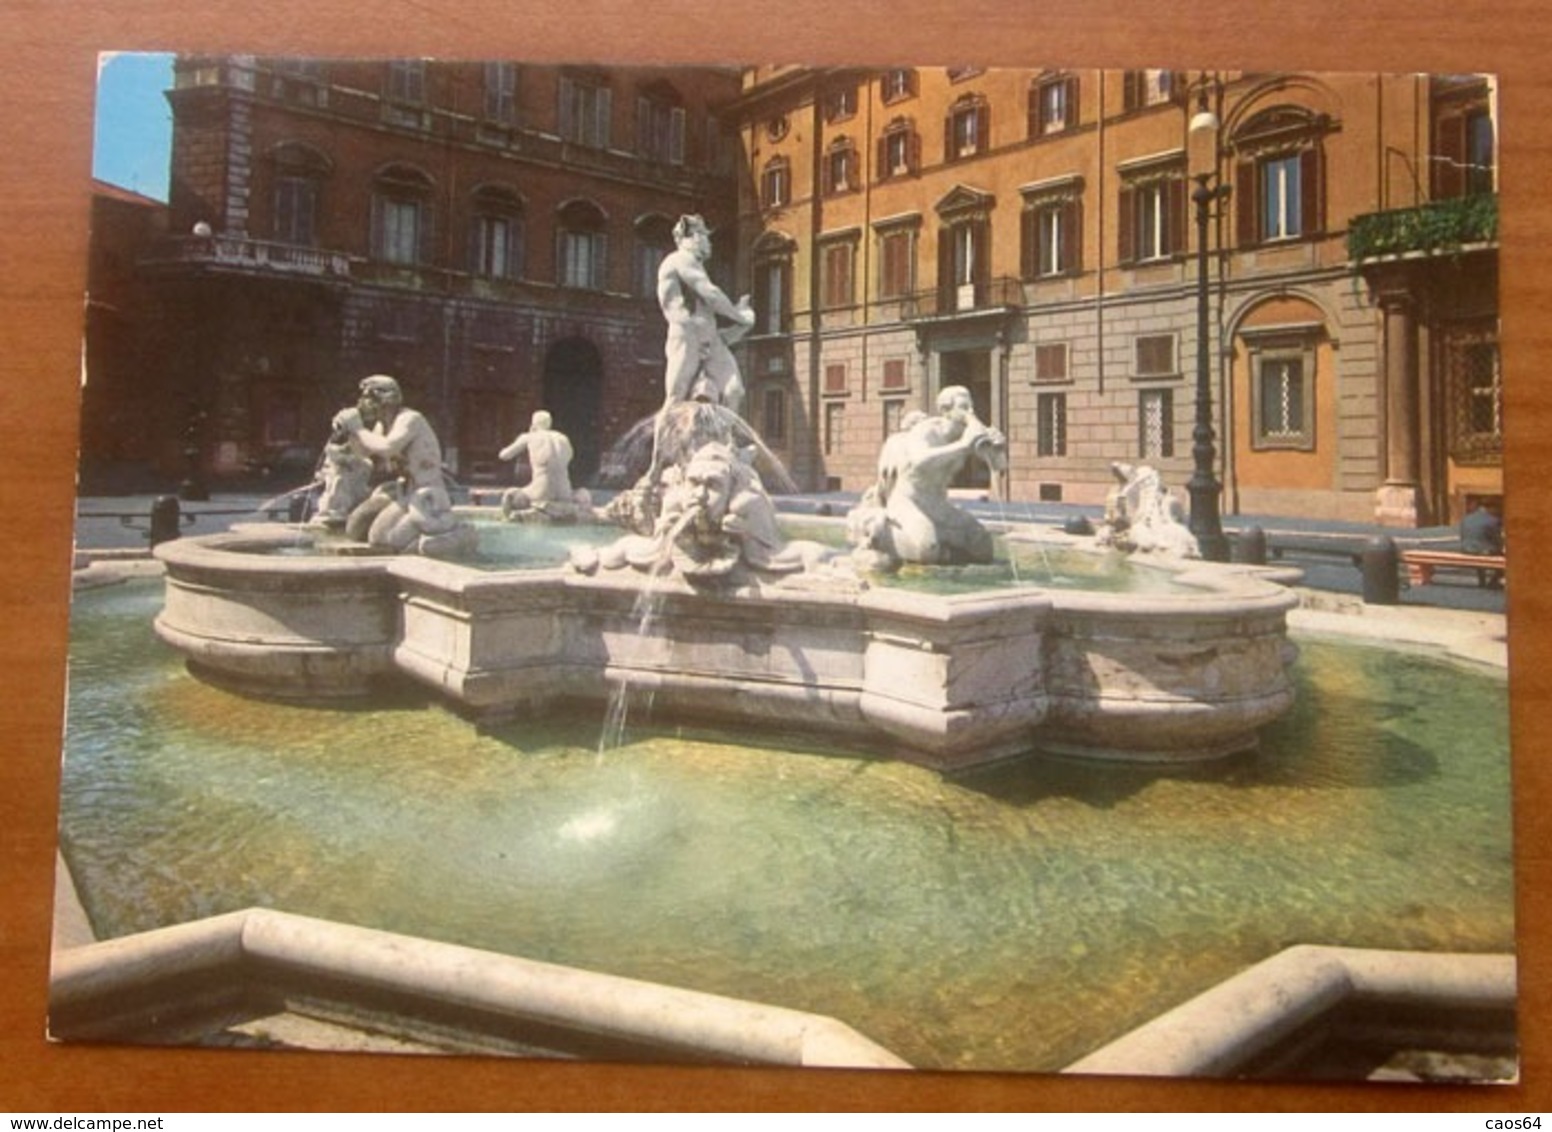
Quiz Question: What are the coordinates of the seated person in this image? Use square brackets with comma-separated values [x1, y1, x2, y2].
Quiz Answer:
[1460, 498, 1504, 588]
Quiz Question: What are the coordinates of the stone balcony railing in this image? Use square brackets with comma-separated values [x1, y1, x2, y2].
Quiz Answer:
[145, 234, 354, 279]
[1347, 193, 1498, 262]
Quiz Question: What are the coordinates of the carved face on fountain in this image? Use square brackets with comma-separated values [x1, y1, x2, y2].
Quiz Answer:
[657, 444, 742, 576]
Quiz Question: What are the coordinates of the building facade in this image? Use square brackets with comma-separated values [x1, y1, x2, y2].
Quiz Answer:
[728, 68, 1499, 525]
[99, 56, 741, 489]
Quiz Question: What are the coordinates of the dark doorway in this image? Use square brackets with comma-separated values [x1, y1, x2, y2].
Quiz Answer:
[542, 337, 604, 483]
[940, 349, 993, 489]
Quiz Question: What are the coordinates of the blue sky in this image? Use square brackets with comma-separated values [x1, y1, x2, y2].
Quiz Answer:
[93, 52, 174, 201]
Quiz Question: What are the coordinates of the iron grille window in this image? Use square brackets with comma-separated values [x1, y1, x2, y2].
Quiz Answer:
[1140, 389, 1174, 459]
[1446, 326, 1503, 464]
[1037, 393, 1067, 456]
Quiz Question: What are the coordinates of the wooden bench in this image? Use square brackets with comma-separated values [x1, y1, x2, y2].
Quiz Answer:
[1399, 549, 1506, 587]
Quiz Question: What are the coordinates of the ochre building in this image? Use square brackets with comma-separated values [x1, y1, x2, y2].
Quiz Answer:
[727, 67, 1499, 526]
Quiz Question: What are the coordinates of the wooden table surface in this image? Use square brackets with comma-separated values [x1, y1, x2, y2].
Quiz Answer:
[3, 0, 1547, 1111]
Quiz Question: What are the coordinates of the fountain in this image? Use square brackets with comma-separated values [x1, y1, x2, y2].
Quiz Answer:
[61, 214, 1515, 1077]
[152, 213, 1300, 769]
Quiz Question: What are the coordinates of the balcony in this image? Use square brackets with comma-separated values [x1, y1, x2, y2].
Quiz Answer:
[1347, 193, 1497, 262]
[144, 235, 353, 280]
[901, 276, 1025, 322]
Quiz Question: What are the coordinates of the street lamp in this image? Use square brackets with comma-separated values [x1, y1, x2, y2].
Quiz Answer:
[1186, 79, 1230, 562]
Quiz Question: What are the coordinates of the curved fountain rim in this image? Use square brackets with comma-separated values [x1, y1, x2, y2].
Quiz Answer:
[157, 524, 1302, 618]
[154, 526, 397, 577]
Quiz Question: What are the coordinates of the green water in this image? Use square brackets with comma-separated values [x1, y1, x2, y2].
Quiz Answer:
[58, 580, 1514, 1072]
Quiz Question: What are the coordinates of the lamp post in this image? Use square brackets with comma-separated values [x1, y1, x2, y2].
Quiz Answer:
[1186, 81, 1230, 562]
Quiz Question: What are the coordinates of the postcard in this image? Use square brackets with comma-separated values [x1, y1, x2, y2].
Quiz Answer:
[52, 55, 1512, 1084]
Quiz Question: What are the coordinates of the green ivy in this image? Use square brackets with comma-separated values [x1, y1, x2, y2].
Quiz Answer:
[1348, 194, 1497, 261]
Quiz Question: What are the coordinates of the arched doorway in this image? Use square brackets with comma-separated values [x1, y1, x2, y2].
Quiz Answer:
[542, 337, 603, 483]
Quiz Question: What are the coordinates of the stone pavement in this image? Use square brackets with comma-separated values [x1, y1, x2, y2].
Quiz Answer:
[71, 488, 1507, 616]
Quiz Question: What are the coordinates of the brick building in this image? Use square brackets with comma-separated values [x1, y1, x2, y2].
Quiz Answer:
[101, 56, 741, 489]
[726, 68, 1499, 525]
[82, 180, 168, 489]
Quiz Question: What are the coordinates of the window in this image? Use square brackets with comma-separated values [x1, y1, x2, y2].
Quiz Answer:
[274, 176, 318, 245]
[558, 73, 612, 148]
[824, 401, 845, 455]
[751, 237, 792, 334]
[632, 214, 675, 298]
[1256, 356, 1309, 444]
[1231, 108, 1327, 246]
[372, 165, 433, 265]
[820, 240, 855, 309]
[271, 143, 329, 246]
[470, 187, 523, 279]
[380, 199, 423, 263]
[824, 363, 848, 393]
[825, 139, 859, 195]
[1119, 165, 1185, 263]
[1139, 389, 1174, 458]
[1444, 323, 1501, 463]
[387, 59, 425, 104]
[1037, 393, 1067, 456]
[1030, 75, 1079, 136]
[883, 399, 906, 435]
[761, 157, 791, 208]
[882, 358, 909, 390]
[1236, 149, 1321, 245]
[936, 201, 990, 312]
[1034, 343, 1068, 382]
[1465, 110, 1496, 195]
[824, 85, 857, 122]
[946, 96, 989, 160]
[556, 199, 608, 289]
[271, 58, 326, 106]
[636, 86, 686, 164]
[474, 215, 517, 279]
[1135, 334, 1177, 377]
[762, 387, 788, 444]
[1021, 197, 1082, 278]
[1123, 70, 1176, 111]
[877, 224, 917, 299]
[881, 69, 916, 104]
[1432, 78, 1496, 198]
[480, 62, 517, 126]
[1260, 154, 1302, 241]
[878, 118, 919, 179]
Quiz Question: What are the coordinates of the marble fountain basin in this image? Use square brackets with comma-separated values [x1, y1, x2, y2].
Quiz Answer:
[154, 525, 1300, 770]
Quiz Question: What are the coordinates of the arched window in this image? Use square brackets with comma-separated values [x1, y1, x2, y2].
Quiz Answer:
[877, 116, 920, 180]
[945, 94, 989, 161]
[371, 163, 434, 265]
[469, 185, 524, 280]
[270, 142, 330, 247]
[632, 213, 675, 298]
[761, 156, 791, 209]
[1231, 107, 1330, 246]
[556, 199, 608, 290]
[825, 137, 859, 196]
